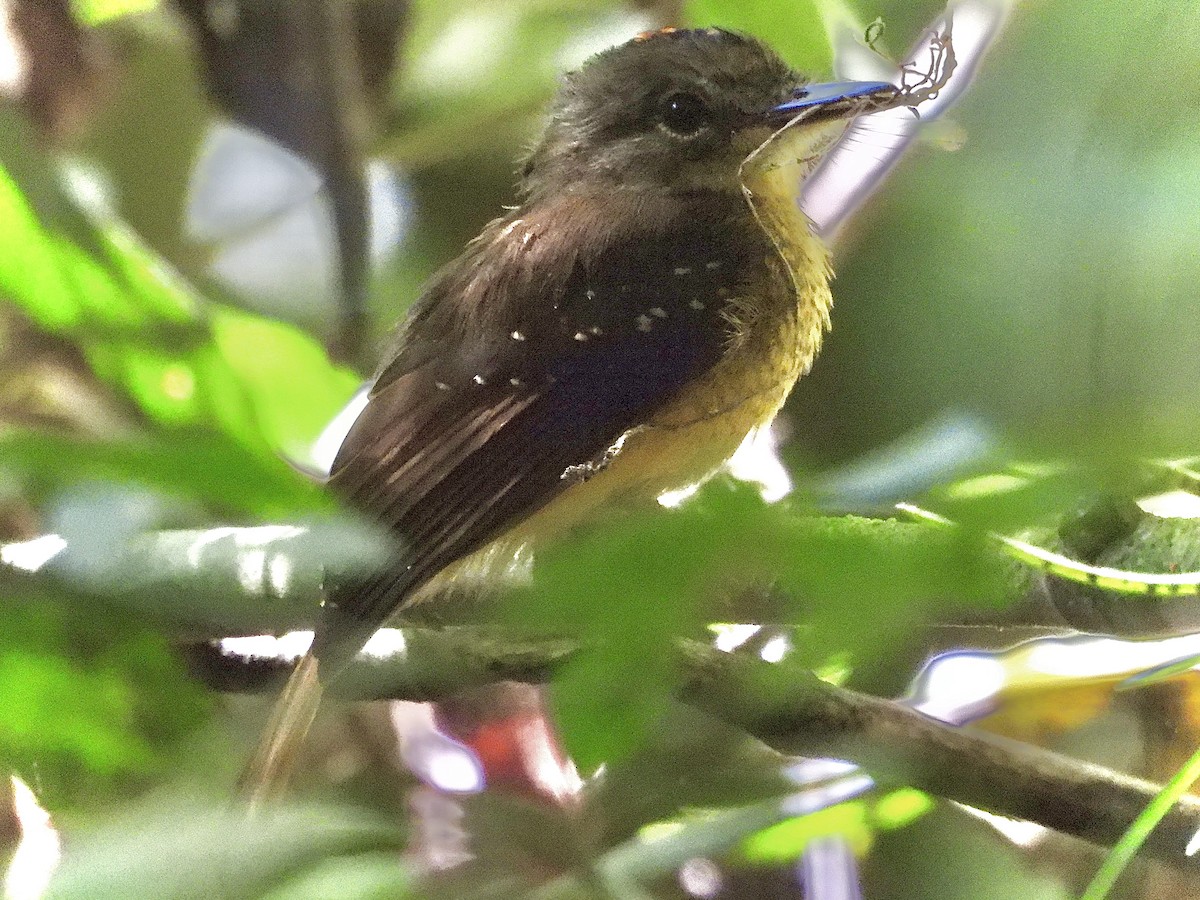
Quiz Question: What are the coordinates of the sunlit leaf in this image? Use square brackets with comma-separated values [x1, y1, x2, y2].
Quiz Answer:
[70, 0, 159, 27]
[871, 788, 933, 831]
[742, 801, 870, 862]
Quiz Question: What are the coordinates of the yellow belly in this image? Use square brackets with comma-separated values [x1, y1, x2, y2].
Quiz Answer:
[418, 282, 824, 602]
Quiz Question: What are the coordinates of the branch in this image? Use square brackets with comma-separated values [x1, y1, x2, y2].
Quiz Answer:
[9, 526, 1200, 868]
[185, 630, 1200, 870]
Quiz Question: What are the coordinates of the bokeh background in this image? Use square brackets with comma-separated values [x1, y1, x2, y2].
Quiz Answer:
[3, 1, 1200, 898]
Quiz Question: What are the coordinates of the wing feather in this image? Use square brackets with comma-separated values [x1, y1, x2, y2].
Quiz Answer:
[318, 191, 765, 668]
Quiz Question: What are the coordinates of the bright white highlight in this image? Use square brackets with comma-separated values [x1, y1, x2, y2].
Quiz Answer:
[727, 427, 793, 502]
[0, 0, 26, 96]
[184, 524, 306, 568]
[267, 553, 292, 597]
[657, 483, 701, 509]
[236, 548, 267, 594]
[1138, 490, 1200, 519]
[955, 804, 1049, 849]
[787, 758, 861, 786]
[713, 624, 762, 652]
[782, 773, 875, 816]
[4, 776, 60, 900]
[426, 745, 487, 793]
[219, 630, 314, 661]
[519, 717, 584, 803]
[311, 387, 370, 478]
[678, 857, 723, 899]
[1187, 826, 1200, 857]
[360, 628, 407, 660]
[1, 535, 66, 574]
[1023, 633, 1200, 680]
[804, 0, 1010, 239]
[759, 633, 791, 663]
[392, 702, 486, 793]
[910, 652, 1006, 722]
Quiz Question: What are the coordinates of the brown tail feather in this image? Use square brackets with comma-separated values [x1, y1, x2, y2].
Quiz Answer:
[237, 652, 324, 811]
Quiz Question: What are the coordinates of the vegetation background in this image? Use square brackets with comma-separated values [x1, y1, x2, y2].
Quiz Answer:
[2, 0, 1200, 898]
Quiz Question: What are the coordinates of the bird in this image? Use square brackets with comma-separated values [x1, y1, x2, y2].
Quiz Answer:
[241, 25, 902, 805]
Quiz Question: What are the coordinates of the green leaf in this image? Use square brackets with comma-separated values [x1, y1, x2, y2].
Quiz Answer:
[0, 115, 359, 467]
[1080, 741, 1200, 900]
[258, 854, 413, 900]
[70, 0, 159, 26]
[45, 802, 402, 900]
[0, 431, 328, 518]
[871, 787, 933, 830]
[508, 482, 1013, 769]
[0, 584, 211, 805]
[683, 0, 834, 72]
[742, 801, 870, 862]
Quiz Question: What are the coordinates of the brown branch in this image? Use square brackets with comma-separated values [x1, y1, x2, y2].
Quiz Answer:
[9, 527, 1200, 867]
[187, 629, 1200, 870]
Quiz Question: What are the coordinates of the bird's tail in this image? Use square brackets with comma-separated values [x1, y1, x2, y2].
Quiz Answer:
[237, 651, 324, 811]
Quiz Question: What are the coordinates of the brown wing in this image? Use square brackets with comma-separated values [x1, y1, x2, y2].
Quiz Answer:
[318, 191, 762, 668]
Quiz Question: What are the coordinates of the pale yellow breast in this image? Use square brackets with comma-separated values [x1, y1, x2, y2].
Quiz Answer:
[509, 158, 833, 541]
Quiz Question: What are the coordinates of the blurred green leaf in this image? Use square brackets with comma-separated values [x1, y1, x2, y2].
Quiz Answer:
[71, 0, 159, 27]
[0, 431, 327, 517]
[45, 802, 402, 900]
[258, 853, 413, 900]
[510, 482, 1013, 768]
[918, 461, 1099, 536]
[0, 584, 210, 805]
[391, 0, 633, 169]
[800, 0, 1200, 463]
[871, 787, 933, 831]
[0, 116, 358, 463]
[593, 707, 794, 845]
[740, 788, 931, 864]
[683, 0, 833, 72]
[742, 800, 870, 862]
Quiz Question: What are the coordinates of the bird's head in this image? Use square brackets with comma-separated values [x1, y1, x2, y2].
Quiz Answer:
[520, 27, 898, 200]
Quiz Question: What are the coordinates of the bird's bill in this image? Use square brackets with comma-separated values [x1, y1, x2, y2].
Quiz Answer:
[767, 80, 899, 126]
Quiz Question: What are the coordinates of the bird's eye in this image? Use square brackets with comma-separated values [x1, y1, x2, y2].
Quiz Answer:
[659, 92, 710, 137]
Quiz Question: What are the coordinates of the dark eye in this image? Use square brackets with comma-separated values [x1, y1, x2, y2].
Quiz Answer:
[659, 92, 710, 137]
